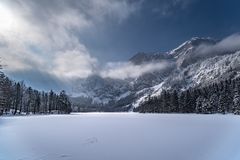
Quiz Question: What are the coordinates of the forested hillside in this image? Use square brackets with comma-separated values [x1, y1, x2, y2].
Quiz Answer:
[134, 77, 240, 114]
[0, 67, 72, 115]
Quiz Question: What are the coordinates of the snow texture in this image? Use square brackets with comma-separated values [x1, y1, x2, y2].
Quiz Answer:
[1, 113, 240, 160]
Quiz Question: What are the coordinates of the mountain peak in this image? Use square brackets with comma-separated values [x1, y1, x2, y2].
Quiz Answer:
[129, 37, 217, 65]
[168, 37, 217, 58]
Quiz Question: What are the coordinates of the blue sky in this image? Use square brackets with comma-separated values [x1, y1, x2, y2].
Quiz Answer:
[0, 0, 240, 91]
[83, 0, 240, 62]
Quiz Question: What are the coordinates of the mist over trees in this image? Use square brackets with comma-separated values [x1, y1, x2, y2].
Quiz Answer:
[0, 70, 72, 116]
[134, 78, 240, 114]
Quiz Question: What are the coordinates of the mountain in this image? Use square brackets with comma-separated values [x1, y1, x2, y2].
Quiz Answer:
[70, 37, 240, 112]
[129, 52, 172, 65]
[169, 37, 218, 67]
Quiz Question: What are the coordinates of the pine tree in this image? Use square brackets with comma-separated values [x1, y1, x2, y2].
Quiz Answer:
[201, 98, 211, 114]
[178, 92, 185, 113]
[161, 90, 170, 113]
[35, 92, 41, 113]
[209, 94, 219, 113]
[58, 90, 72, 114]
[13, 82, 21, 115]
[182, 90, 194, 113]
[26, 87, 33, 114]
[218, 94, 226, 114]
[48, 90, 54, 113]
[18, 81, 25, 114]
[0, 71, 4, 115]
[233, 83, 240, 114]
[170, 90, 179, 112]
[1, 76, 14, 113]
[195, 96, 204, 113]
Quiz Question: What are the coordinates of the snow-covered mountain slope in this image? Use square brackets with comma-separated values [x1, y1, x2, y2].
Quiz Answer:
[139, 51, 240, 101]
[70, 37, 240, 111]
[71, 75, 131, 105]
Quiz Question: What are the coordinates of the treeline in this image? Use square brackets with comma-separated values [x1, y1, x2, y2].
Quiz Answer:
[134, 77, 240, 114]
[0, 72, 72, 116]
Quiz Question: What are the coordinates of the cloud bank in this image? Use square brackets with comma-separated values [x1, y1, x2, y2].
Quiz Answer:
[100, 61, 172, 80]
[196, 34, 240, 56]
[0, 0, 142, 86]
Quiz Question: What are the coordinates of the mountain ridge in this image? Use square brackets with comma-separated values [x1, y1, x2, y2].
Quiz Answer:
[70, 36, 240, 112]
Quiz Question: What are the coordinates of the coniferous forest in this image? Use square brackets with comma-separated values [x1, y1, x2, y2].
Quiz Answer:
[134, 78, 240, 114]
[0, 70, 72, 116]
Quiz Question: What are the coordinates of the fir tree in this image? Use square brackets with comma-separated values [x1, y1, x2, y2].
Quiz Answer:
[170, 90, 179, 112]
[233, 84, 240, 114]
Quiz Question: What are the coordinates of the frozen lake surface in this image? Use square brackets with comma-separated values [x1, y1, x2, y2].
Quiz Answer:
[1, 113, 240, 160]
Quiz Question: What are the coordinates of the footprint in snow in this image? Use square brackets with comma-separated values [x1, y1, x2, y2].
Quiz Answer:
[83, 137, 98, 146]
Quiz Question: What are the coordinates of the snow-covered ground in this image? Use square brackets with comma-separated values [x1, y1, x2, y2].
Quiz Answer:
[1, 113, 240, 160]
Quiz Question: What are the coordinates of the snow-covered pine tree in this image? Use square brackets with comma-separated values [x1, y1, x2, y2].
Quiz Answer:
[0, 70, 4, 115]
[209, 94, 219, 113]
[195, 96, 204, 113]
[13, 82, 21, 115]
[233, 81, 240, 114]
[201, 97, 211, 114]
